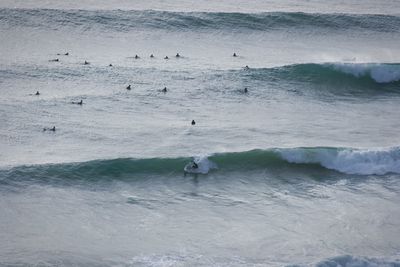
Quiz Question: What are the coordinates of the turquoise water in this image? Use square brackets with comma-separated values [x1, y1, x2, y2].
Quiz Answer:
[1, 1, 400, 266]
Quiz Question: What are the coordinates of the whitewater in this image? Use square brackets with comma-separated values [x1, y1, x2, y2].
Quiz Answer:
[1, 0, 400, 266]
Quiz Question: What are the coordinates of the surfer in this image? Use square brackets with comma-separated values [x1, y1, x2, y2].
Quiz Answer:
[65, 52, 69, 56]
[150, 54, 154, 58]
[233, 53, 237, 57]
[244, 87, 248, 93]
[176, 53, 180, 58]
[162, 87, 167, 93]
[43, 126, 56, 132]
[191, 120, 195, 125]
[164, 56, 169, 59]
[35, 91, 40, 95]
[84, 60, 90, 65]
[244, 65, 250, 70]
[192, 161, 198, 169]
[109, 63, 113, 67]
[126, 84, 131, 90]
[135, 55, 140, 59]
[72, 100, 83, 105]
[49, 58, 59, 62]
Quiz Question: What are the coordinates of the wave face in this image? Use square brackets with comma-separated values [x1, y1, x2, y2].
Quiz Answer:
[1, 9, 400, 33]
[248, 63, 400, 85]
[2, 147, 400, 183]
[2, 63, 399, 92]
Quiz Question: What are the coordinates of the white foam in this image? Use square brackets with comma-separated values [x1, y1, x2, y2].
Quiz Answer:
[184, 155, 218, 174]
[278, 147, 400, 175]
[329, 63, 400, 83]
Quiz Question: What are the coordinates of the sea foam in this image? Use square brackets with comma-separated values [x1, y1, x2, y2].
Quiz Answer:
[278, 147, 400, 175]
[330, 63, 400, 83]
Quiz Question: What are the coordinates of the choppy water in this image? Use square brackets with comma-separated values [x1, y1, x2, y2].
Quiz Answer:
[1, 1, 400, 266]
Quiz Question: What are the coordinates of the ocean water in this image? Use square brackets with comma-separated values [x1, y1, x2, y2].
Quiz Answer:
[1, 1, 400, 266]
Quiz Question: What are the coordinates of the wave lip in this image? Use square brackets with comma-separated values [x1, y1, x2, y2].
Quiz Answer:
[330, 63, 400, 83]
[249, 63, 400, 85]
[277, 147, 400, 175]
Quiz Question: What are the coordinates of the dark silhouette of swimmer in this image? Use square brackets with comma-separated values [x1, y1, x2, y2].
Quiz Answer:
[35, 91, 40, 95]
[244, 87, 248, 93]
[65, 52, 69, 56]
[191, 120, 195, 125]
[109, 64, 113, 67]
[233, 53, 237, 57]
[43, 126, 56, 132]
[126, 85, 131, 90]
[162, 87, 167, 93]
[176, 53, 180, 58]
[72, 100, 83, 105]
[164, 56, 169, 59]
[150, 54, 154, 58]
[135, 55, 140, 59]
[50, 58, 59, 62]
[244, 65, 250, 70]
[192, 161, 198, 169]
[84, 61, 90, 65]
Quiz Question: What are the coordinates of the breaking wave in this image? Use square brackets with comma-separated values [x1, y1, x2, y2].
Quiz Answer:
[2, 147, 400, 183]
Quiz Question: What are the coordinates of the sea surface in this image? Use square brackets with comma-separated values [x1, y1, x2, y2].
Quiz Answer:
[1, 0, 400, 266]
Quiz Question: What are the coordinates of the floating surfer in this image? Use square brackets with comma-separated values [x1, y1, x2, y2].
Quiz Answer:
[71, 100, 83, 105]
[184, 160, 199, 174]
[43, 126, 56, 132]
[191, 161, 198, 169]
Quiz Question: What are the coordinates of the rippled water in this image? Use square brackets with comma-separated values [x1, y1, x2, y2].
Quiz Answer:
[1, 1, 400, 266]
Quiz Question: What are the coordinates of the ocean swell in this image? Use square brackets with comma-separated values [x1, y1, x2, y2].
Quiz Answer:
[2, 147, 400, 183]
[1, 9, 399, 33]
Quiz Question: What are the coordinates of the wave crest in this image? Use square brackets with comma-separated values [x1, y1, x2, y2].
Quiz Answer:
[330, 63, 400, 83]
[278, 147, 400, 175]
[2, 147, 400, 183]
[245, 63, 400, 85]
